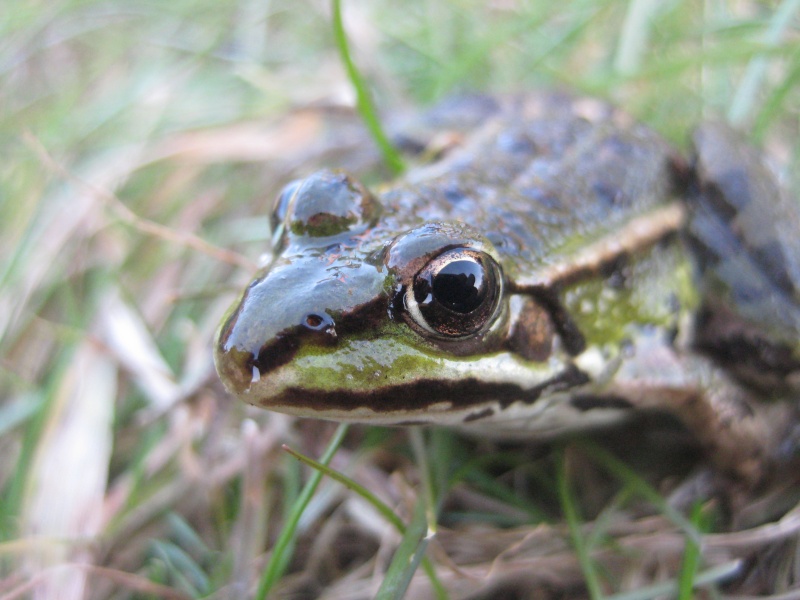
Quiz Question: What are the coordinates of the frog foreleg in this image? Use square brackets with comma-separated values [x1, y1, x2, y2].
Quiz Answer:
[605, 329, 791, 483]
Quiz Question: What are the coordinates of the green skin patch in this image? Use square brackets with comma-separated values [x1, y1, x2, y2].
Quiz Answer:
[564, 242, 699, 350]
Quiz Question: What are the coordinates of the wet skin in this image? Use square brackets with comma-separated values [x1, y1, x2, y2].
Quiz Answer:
[215, 93, 800, 482]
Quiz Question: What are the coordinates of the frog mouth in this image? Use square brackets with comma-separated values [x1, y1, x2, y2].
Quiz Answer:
[254, 363, 591, 424]
[224, 326, 598, 425]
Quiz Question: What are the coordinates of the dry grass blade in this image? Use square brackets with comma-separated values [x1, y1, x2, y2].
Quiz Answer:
[228, 419, 270, 597]
[0, 564, 194, 600]
[22, 131, 257, 272]
[20, 337, 115, 599]
[97, 291, 180, 412]
[706, 500, 800, 551]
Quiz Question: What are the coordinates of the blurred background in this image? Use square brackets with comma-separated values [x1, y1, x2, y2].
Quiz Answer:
[2, 1, 799, 598]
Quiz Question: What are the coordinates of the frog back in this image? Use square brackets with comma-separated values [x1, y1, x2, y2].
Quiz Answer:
[380, 93, 680, 283]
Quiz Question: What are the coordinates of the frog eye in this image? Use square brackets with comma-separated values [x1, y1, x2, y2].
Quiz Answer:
[274, 170, 381, 239]
[405, 248, 502, 337]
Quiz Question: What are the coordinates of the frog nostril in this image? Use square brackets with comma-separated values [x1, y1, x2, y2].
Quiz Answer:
[303, 313, 335, 333]
[305, 314, 324, 329]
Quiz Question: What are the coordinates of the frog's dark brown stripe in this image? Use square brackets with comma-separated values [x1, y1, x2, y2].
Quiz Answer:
[463, 407, 495, 422]
[269, 364, 590, 414]
[523, 287, 586, 356]
[693, 304, 800, 388]
[570, 394, 633, 412]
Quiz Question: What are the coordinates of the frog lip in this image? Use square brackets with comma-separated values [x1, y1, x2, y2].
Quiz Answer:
[249, 362, 591, 420]
[228, 326, 594, 418]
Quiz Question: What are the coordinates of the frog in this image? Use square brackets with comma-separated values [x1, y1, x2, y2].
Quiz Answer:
[214, 92, 800, 483]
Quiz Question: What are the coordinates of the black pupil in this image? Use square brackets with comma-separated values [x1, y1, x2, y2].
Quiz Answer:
[432, 259, 486, 313]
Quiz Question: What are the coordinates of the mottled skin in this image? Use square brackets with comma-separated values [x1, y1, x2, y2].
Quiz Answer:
[215, 92, 800, 482]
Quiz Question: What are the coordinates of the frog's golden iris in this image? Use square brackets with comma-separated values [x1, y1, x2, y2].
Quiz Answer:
[404, 247, 502, 338]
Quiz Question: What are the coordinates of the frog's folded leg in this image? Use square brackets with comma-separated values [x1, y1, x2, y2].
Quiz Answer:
[601, 328, 794, 484]
[686, 123, 800, 392]
[676, 123, 800, 480]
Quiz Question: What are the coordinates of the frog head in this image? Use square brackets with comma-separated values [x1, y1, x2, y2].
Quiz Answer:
[214, 170, 585, 426]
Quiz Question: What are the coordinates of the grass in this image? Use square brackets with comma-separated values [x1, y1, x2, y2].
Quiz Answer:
[255, 423, 349, 599]
[3, 0, 800, 598]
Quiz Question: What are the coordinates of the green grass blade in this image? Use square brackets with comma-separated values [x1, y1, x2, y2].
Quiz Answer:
[678, 502, 709, 600]
[753, 45, 800, 138]
[409, 428, 438, 535]
[408, 428, 448, 599]
[427, 6, 552, 98]
[283, 441, 446, 598]
[0, 392, 42, 438]
[728, 0, 800, 126]
[150, 539, 210, 596]
[331, 0, 405, 175]
[374, 497, 431, 600]
[614, 0, 661, 76]
[556, 448, 605, 600]
[282, 443, 405, 531]
[254, 423, 349, 600]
